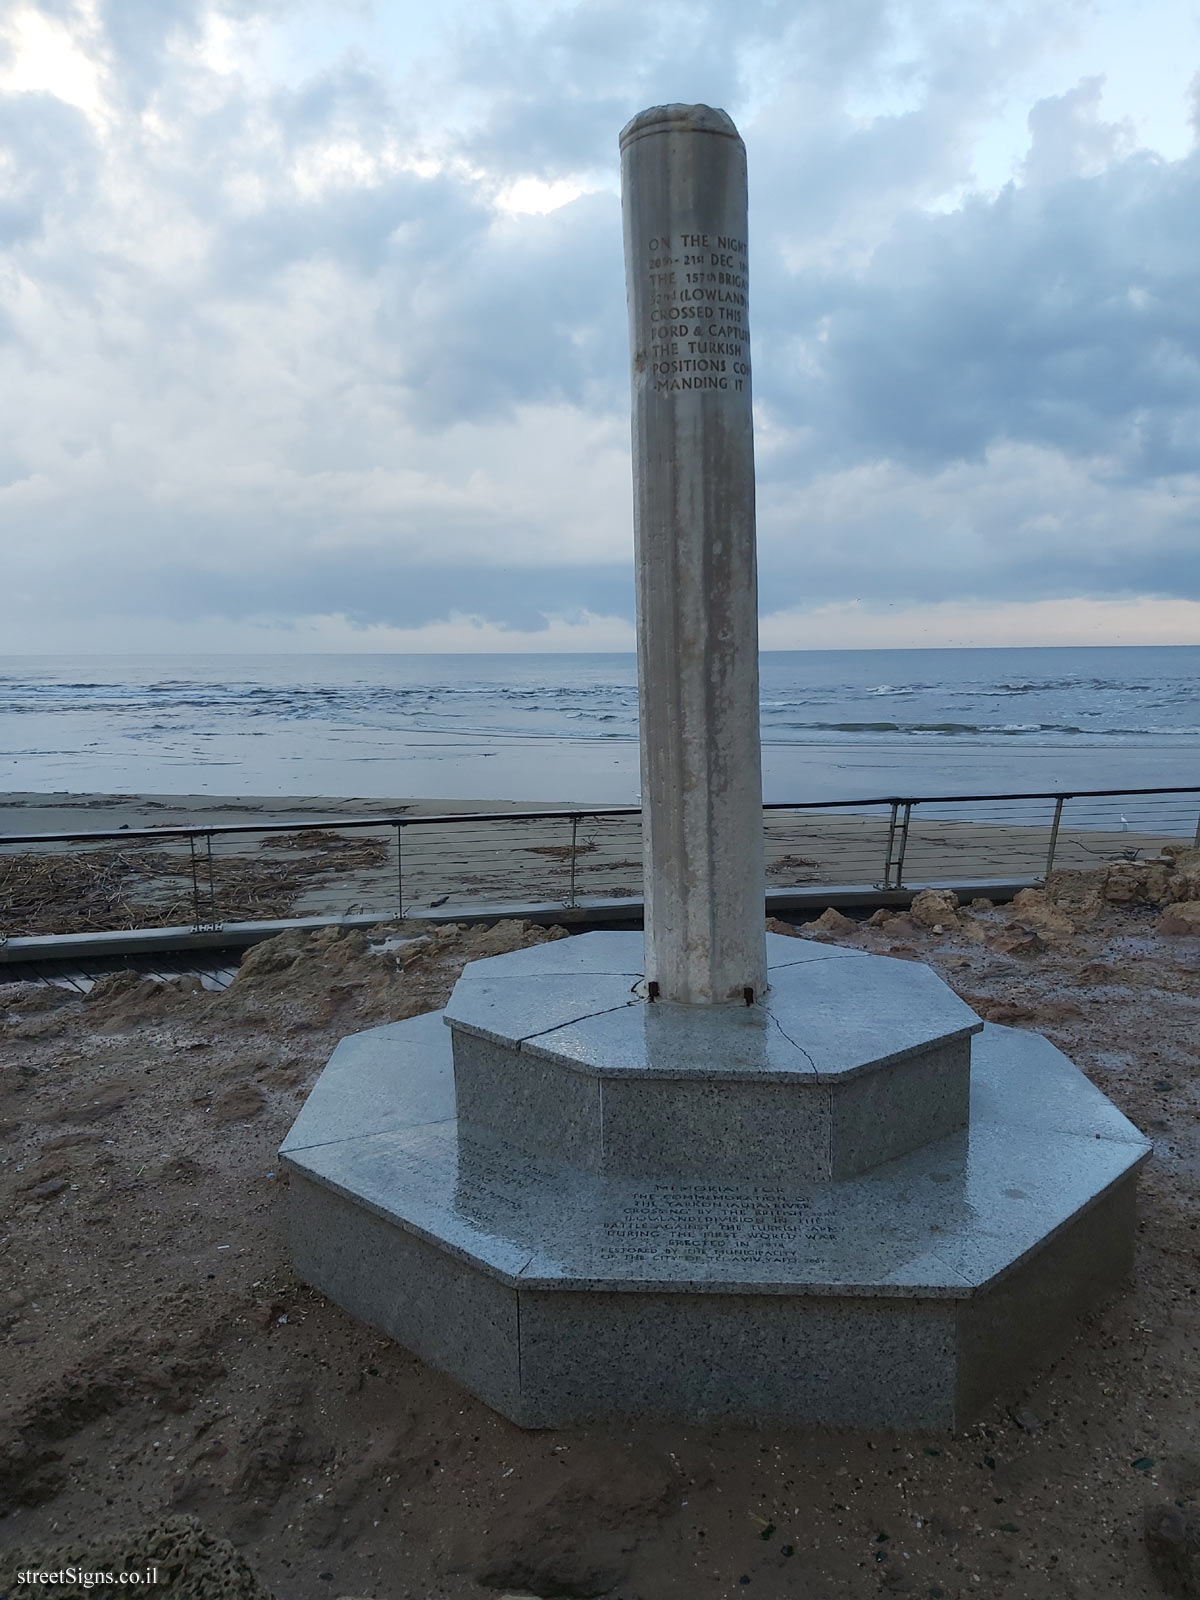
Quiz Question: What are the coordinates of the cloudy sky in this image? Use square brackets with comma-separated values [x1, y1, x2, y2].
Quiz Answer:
[2, 0, 1199, 653]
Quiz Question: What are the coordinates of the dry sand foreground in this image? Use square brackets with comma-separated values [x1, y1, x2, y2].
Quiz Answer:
[0, 792, 1181, 936]
[1, 854, 1200, 1599]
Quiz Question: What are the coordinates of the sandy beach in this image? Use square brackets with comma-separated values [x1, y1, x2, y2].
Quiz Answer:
[1, 857, 1199, 1596]
[1, 792, 1189, 937]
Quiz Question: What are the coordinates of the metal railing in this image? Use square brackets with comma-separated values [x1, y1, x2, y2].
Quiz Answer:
[0, 785, 1196, 940]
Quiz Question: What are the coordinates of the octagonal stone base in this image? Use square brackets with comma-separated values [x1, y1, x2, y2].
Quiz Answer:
[281, 934, 1149, 1430]
[445, 932, 981, 1181]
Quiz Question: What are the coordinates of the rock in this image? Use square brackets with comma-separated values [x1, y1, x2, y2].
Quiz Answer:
[1167, 868, 1200, 903]
[1144, 1503, 1200, 1599]
[764, 916, 800, 937]
[970, 897, 994, 911]
[1007, 887, 1076, 945]
[798, 907, 858, 939]
[985, 925, 1044, 958]
[1038, 871, 1103, 925]
[1158, 901, 1200, 936]
[909, 889, 959, 930]
[866, 908, 892, 928]
[1008, 1403, 1043, 1432]
[252, 1297, 288, 1329]
[1099, 861, 1174, 906]
[29, 1177, 68, 1201]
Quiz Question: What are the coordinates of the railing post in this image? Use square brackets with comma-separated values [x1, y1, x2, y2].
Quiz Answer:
[203, 833, 218, 927]
[1194, 808, 1200, 851]
[881, 802, 899, 890]
[881, 801, 911, 890]
[396, 823, 404, 919]
[568, 814, 580, 908]
[1044, 795, 1065, 880]
[188, 834, 202, 930]
[893, 802, 911, 890]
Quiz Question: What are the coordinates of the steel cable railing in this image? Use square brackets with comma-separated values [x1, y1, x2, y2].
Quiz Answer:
[0, 786, 1196, 939]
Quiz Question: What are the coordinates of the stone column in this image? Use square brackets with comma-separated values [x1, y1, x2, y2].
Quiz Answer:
[620, 103, 767, 1006]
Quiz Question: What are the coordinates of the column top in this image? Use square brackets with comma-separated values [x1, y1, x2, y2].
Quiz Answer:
[619, 103, 741, 151]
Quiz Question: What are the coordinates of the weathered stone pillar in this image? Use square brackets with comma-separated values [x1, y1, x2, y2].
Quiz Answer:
[620, 103, 767, 1005]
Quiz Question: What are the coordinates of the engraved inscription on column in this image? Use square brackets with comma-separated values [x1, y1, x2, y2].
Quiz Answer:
[643, 231, 751, 395]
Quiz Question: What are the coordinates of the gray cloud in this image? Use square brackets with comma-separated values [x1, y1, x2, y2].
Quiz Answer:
[0, 0, 1197, 645]
[757, 133, 1200, 483]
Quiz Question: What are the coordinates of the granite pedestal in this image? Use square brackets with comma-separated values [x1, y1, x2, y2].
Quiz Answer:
[282, 931, 1149, 1429]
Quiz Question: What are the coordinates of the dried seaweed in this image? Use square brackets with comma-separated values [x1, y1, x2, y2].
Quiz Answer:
[0, 831, 389, 937]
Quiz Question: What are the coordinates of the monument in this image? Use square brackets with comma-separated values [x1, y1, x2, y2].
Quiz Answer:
[280, 105, 1149, 1428]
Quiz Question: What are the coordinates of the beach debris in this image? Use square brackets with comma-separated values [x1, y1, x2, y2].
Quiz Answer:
[765, 852, 821, 880]
[0, 830, 387, 938]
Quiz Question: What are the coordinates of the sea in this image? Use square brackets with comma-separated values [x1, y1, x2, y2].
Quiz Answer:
[1, 647, 1197, 810]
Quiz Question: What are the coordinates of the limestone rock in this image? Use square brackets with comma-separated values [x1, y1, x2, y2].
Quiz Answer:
[764, 916, 800, 937]
[985, 925, 1044, 958]
[798, 906, 857, 939]
[908, 889, 959, 929]
[1158, 901, 1200, 936]
[1041, 870, 1104, 924]
[1008, 887, 1077, 945]
[1167, 867, 1200, 904]
[1100, 860, 1172, 906]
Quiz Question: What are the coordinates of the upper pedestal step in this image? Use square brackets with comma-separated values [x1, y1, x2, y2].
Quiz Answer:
[443, 931, 982, 1182]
